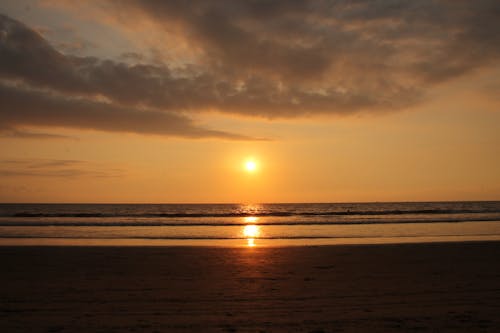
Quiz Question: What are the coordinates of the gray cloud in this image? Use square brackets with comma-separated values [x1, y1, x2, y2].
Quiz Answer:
[0, 11, 418, 121]
[0, 14, 264, 139]
[0, 81, 256, 139]
[107, 0, 499, 103]
[0, 125, 74, 139]
[0, 159, 123, 178]
[1, 0, 499, 137]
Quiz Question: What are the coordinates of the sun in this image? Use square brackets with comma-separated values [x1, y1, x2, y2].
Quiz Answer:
[244, 159, 258, 172]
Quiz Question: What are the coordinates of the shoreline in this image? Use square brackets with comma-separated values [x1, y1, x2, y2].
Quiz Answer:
[2, 241, 500, 332]
[1, 234, 500, 247]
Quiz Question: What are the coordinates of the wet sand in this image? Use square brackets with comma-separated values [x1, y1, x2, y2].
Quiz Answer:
[1, 242, 500, 332]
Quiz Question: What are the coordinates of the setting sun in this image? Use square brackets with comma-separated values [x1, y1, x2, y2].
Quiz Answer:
[244, 159, 258, 172]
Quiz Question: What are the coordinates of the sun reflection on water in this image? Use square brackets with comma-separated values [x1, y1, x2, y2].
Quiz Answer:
[239, 204, 263, 216]
[242, 224, 260, 247]
[239, 204, 262, 247]
[243, 224, 260, 237]
[244, 216, 259, 223]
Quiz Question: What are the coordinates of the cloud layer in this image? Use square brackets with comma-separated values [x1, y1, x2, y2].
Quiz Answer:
[1, 0, 499, 137]
[0, 159, 123, 178]
[92, 0, 500, 114]
[0, 14, 259, 139]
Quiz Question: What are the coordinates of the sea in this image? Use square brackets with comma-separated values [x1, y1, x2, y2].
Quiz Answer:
[1, 201, 500, 246]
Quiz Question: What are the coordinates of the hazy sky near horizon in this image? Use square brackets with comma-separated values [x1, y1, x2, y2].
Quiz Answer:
[1, 0, 499, 203]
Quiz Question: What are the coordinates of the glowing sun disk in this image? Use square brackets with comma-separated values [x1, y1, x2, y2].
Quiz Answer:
[244, 160, 257, 172]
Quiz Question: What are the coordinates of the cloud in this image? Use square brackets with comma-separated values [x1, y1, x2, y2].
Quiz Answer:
[0, 14, 264, 139]
[0, 11, 416, 121]
[107, 0, 500, 102]
[0, 81, 257, 140]
[0, 159, 124, 178]
[1, 0, 500, 136]
[0, 125, 75, 139]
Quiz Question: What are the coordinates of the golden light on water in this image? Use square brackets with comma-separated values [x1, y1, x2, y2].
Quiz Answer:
[243, 224, 260, 238]
[244, 216, 259, 223]
[243, 224, 260, 247]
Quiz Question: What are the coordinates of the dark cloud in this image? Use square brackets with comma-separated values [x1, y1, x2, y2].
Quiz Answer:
[1, 0, 499, 137]
[0, 14, 264, 139]
[107, 0, 499, 101]
[0, 11, 417, 121]
[0, 125, 74, 139]
[0, 81, 256, 139]
[0, 159, 123, 178]
[119, 52, 145, 63]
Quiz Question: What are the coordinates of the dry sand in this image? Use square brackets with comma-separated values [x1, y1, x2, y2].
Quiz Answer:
[1, 242, 500, 332]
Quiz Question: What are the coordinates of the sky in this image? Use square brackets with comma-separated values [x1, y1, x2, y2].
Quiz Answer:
[0, 0, 499, 203]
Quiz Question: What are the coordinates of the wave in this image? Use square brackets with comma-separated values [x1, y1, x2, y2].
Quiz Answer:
[5, 208, 500, 218]
[1, 217, 500, 227]
[1, 233, 499, 240]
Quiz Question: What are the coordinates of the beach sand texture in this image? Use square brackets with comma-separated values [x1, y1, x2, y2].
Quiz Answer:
[1, 242, 500, 332]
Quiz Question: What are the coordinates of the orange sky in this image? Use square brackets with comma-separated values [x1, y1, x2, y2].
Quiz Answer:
[0, 1, 499, 203]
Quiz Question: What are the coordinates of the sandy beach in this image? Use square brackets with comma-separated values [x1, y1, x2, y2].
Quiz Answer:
[1, 242, 500, 332]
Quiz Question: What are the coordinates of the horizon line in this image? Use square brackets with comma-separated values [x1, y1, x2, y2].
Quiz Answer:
[1, 200, 499, 205]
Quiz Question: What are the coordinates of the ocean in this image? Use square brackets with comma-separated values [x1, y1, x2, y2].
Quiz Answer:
[1, 202, 500, 246]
